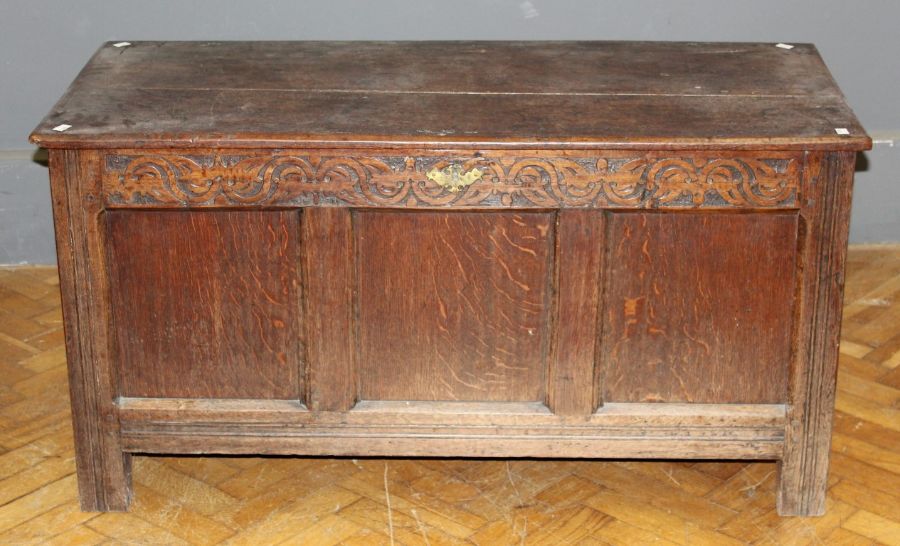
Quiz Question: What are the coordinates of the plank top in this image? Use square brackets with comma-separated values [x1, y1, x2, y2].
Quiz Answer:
[30, 41, 870, 150]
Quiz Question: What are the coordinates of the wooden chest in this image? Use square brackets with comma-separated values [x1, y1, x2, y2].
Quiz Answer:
[31, 41, 870, 516]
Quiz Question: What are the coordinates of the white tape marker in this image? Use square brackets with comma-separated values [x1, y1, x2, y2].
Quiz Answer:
[834, 128, 850, 135]
[775, 43, 795, 50]
[113, 42, 132, 48]
[52, 124, 72, 132]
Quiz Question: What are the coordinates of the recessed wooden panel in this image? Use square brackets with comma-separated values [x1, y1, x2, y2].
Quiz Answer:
[601, 212, 798, 403]
[356, 211, 554, 402]
[107, 210, 302, 399]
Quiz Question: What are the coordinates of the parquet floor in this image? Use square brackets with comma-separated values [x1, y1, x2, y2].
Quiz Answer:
[0, 246, 898, 545]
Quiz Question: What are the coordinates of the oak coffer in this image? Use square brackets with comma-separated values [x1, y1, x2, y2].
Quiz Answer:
[30, 41, 871, 516]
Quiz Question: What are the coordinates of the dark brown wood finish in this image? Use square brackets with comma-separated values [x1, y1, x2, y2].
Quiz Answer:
[99, 151, 803, 209]
[115, 399, 786, 460]
[48, 149, 131, 511]
[42, 41, 846, 96]
[548, 210, 606, 415]
[778, 152, 857, 516]
[601, 212, 798, 403]
[31, 42, 869, 151]
[106, 210, 302, 399]
[32, 41, 870, 516]
[303, 207, 356, 412]
[355, 211, 554, 402]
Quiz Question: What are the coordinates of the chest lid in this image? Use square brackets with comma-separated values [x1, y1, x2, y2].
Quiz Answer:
[30, 41, 870, 151]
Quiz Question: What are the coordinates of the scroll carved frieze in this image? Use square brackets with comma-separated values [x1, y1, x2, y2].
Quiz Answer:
[102, 153, 800, 209]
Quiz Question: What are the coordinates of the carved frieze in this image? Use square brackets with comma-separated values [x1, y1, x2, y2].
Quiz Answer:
[102, 153, 800, 208]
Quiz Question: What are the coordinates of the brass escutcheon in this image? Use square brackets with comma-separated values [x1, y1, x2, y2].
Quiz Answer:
[426, 164, 483, 193]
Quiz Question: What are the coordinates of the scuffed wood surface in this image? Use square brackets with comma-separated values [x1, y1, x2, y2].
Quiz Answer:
[3, 251, 898, 542]
[30, 41, 870, 150]
[303, 208, 357, 412]
[30, 40, 869, 519]
[779, 152, 857, 516]
[548, 210, 605, 414]
[601, 212, 798, 403]
[48, 150, 132, 511]
[106, 210, 302, 400]
[100, 150, 803, 209]
[356, 211, 554, 402]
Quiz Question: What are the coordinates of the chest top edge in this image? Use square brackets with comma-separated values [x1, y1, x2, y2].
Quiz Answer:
[30, 41, 870, 152]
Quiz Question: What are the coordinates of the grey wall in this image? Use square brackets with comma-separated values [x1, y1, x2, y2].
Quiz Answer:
[2, 0, 898, 263]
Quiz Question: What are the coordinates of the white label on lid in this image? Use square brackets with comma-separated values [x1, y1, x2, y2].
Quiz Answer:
[775, 43, 795, 50]
[52, 124, 72, 132]
[835, 128, 851, 135]
[112, 42, 132, 48]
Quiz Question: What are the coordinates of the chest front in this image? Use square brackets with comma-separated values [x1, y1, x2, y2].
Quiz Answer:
[32, 41, 869, 516]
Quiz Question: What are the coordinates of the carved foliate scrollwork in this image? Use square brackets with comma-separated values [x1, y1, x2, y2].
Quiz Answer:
[102, 153, 799, 208]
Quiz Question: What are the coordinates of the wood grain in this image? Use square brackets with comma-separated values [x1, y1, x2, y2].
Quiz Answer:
[39, 41, 846, 96]
[29, 40, 870, 519]
[119, 432, 785, 460]
[2, 247, 899, 542]
[115, 398, 783, 429]
[48, 150, 132, 511]
[303, 208, 356, 411]
[548, 210, 605, 415]
[101, 151, 802, 209]
[106, 211, 302, 400]
[30, 42, 870, 151]
[601, 211, 798, 403]
[779, 151, 857, 516]
[356, 211, 554, 402]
